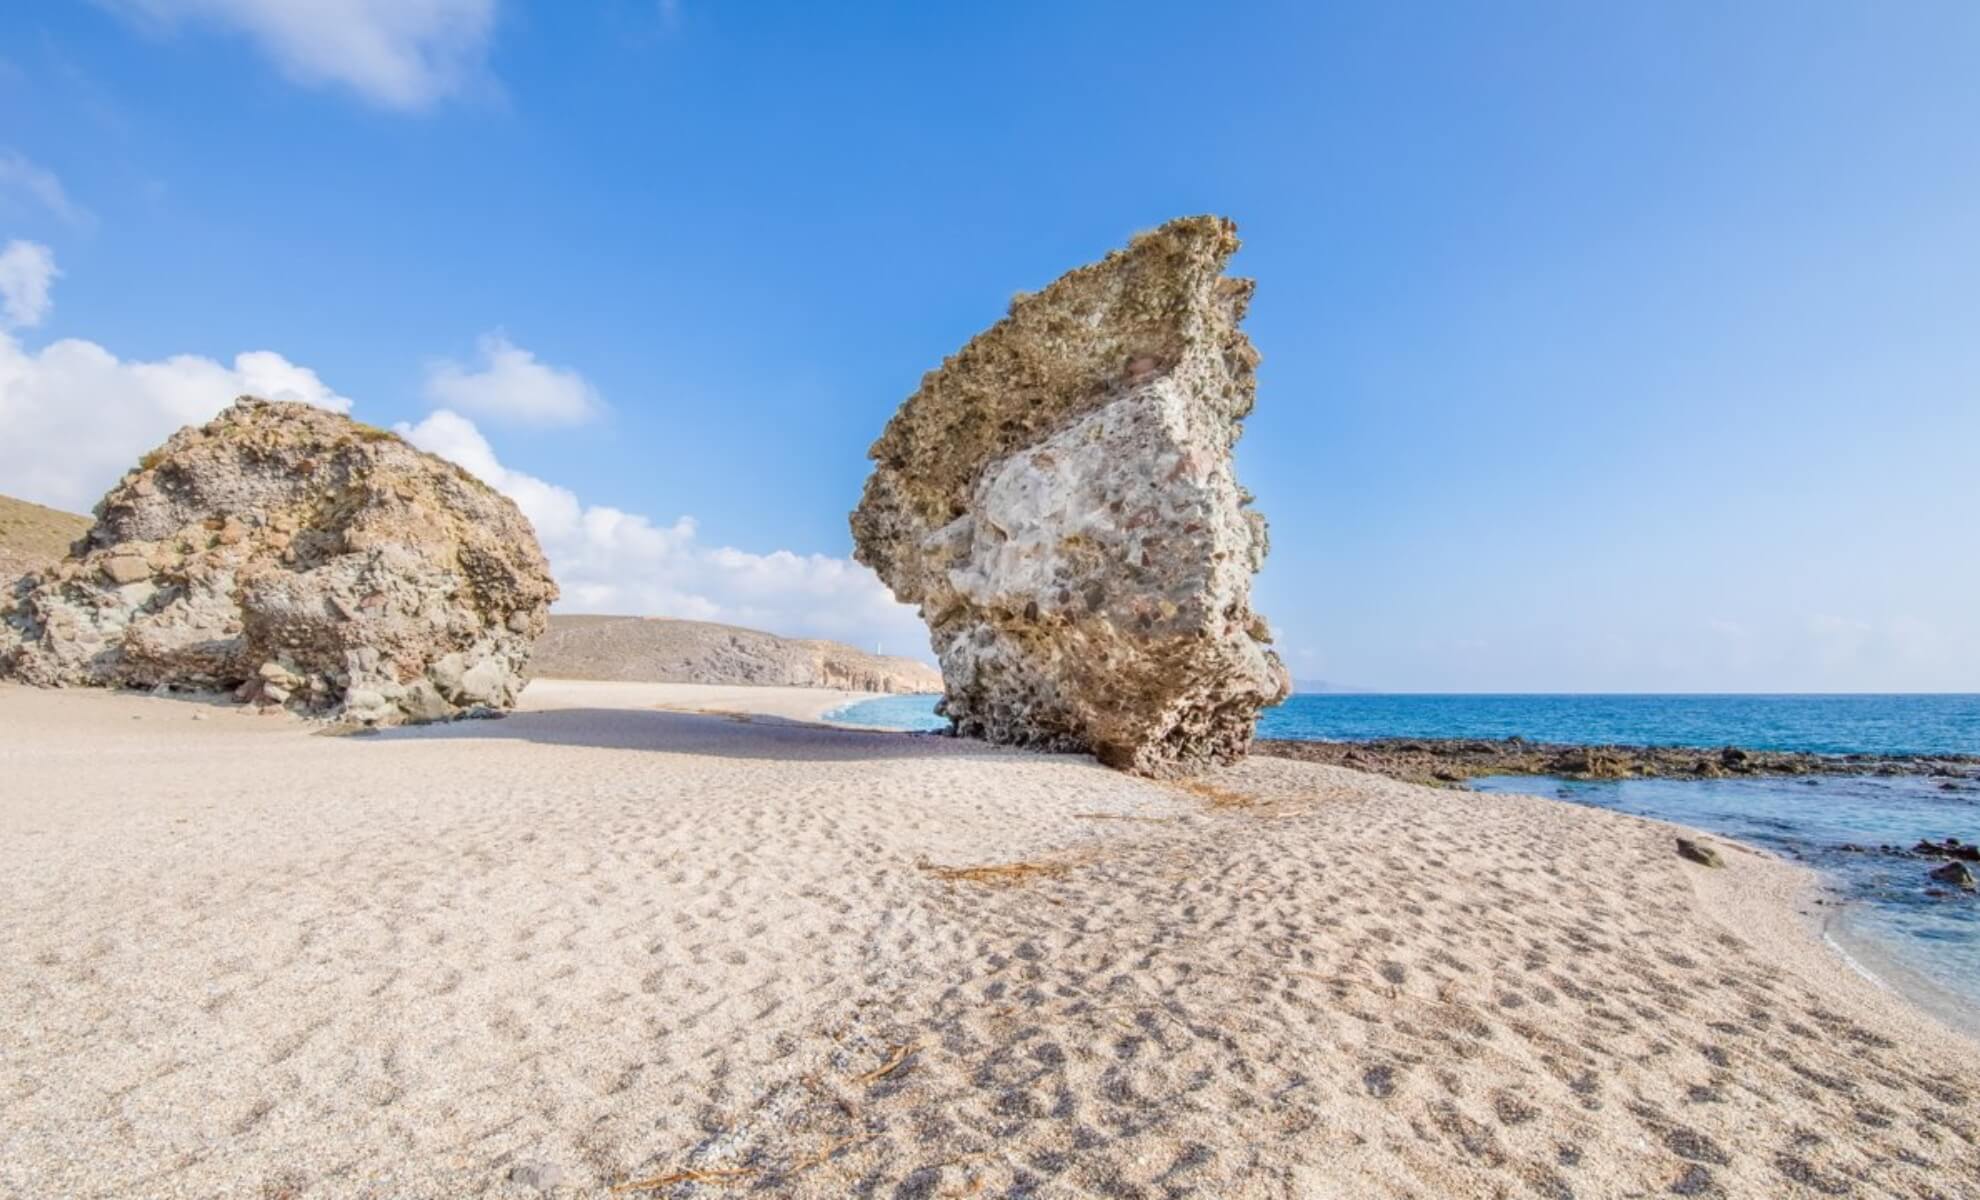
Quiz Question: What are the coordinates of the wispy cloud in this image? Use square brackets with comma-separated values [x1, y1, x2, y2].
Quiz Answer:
[0, 151, 94, 228]
[100, 0, 499, 110]
[0, 241, 59, 327]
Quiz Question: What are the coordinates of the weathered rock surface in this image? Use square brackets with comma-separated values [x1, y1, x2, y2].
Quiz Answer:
[527, 614, 942, 694]
[850, 216, 1288, 775]
[0, 397, 557, 723]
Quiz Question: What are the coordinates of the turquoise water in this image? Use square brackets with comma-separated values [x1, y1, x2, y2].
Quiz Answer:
[828, 691, 1980, 1013]
[831, 692, 1980, 755]
[1261, 693, 1980, 756]
[829, 692, 952, 732]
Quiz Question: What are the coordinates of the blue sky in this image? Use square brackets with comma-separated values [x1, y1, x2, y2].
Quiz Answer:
[2, 1, 1976, 691]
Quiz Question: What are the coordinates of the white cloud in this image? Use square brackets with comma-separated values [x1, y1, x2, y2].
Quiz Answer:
[0, 248, 923, 656]
[0, 328, 351, 512]
[103, 0, 497, 110]
[0, 241, 58, 327]
[398, 409, 931, 655]
[423, 333, 600, 427]
[0, 151, 93, 228]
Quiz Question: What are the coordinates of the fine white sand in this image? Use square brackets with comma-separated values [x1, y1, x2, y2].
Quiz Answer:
[3, 679, 1978, 1198]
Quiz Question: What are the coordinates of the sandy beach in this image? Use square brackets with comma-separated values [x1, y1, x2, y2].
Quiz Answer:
[4, 679, 1978, 1198]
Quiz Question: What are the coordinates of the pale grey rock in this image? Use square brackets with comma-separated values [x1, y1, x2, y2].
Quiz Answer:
[258, 660, 301, 686]
[0, 397, 558, 724]
[454, 658, 507, 706]
[101, 554, 151, 585]
[342, 687, 389, 720]
[508, 1162, 564, 1191]
[850, 216, 1289, 776]
[400, 680, 453, 723]
[429, 651, 468, 697]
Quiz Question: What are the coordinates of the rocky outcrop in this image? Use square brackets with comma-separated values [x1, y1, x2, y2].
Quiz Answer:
[849, 216, 1288, 775]
[1254, 737, 1980, 788]
[528, 614, 942, 694]
[0, 397, 557, 723]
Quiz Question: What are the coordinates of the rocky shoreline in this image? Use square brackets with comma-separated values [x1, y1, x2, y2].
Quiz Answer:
[1254, 736, 1980, 788]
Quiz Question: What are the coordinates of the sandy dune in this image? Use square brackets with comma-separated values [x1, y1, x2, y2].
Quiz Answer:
[3, 680, 1978, 1198]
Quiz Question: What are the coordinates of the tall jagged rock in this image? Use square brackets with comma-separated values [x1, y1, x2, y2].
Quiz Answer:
[0, 397, 557, 723]
[850, 216, 1289, 775]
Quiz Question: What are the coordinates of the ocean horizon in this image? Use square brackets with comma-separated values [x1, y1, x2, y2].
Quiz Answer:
[834, 691, 1980, 757]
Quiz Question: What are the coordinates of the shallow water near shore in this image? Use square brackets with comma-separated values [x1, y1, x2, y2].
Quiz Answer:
[832, 691, 1980, 1022]
[1468, 772, 1980, 1025]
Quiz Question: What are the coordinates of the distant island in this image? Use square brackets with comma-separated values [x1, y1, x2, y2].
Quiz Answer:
[1291, 678, 1377, 695]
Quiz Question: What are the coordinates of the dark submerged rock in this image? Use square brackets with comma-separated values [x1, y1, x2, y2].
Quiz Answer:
[1928, 861, 1977, 891]
[1676, 838, 1724, 869]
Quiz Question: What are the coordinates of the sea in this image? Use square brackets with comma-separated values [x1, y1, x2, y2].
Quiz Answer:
[829, 691, 1980, 1025]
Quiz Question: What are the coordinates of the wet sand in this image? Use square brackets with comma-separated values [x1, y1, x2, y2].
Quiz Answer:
[3, 679, 1978, 1197]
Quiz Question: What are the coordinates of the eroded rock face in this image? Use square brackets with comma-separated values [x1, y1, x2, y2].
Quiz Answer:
[850, 216, 1289, 775]
[0, 397, 557, 723]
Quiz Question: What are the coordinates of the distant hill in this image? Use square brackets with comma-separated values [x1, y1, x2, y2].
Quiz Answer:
[0, 495, 90, 588]
[530, 614, 942, 694]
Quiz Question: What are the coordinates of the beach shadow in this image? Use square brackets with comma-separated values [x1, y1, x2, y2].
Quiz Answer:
[349, 704, 1034, 766]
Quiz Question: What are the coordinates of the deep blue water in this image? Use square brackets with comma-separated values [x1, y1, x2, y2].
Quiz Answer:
[831, 692, 1980, 756]
[1259, 693, 1980, 756]
[828, 691, 1980, 1012]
